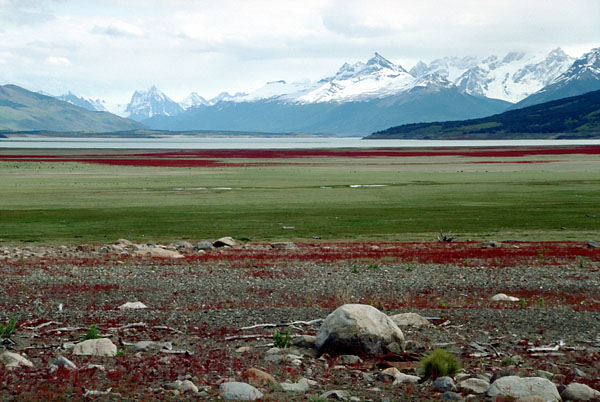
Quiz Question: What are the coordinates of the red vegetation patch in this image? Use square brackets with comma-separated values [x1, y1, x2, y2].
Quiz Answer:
[2, 145, 599, 167]
[183, 241, 599, 268]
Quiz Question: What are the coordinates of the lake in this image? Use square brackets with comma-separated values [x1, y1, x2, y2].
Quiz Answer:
[1, 136, 600, 149]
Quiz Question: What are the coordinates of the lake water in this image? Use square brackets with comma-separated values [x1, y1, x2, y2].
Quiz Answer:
[1, 136, 600, 149]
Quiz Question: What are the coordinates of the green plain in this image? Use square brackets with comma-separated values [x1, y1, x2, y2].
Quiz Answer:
[0, 155, 599, 244]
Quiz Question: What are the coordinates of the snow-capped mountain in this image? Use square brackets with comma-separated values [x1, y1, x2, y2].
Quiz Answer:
[125, 86, 184, 121]
[410, 48, 573, 103]
[55, 92, 106, 112]
[209, 91, 247, 104]
[514, 47, 600, 108]
[180, 92, 209, 110]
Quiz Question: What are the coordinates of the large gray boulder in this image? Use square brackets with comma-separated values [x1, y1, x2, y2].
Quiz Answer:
[316, 304, 405, 357]
[487, 376, 561, 401]
[562, 382, 600, 401]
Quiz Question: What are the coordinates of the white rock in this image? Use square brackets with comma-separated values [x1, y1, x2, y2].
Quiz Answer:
[169, 380, 198, 394]
[219, 382, 263, 400]
[491, 293, 520, 302]
[0, 351, 34, 369]
[134, 247, 184, 259]
[459, 378, 490, 394]
[393, 372, 421, 385]
[316, 304, 405, 356]
[73, 338, 117, 357]
[389, 312, 432, 328]
[132, 341, 171, 352]
[487, 376, 561, 401]
[562, 382, 600, 401]
[280, 378, 311, 392]
[119, 301, 148, 310]
[50, 356, 77, 372]
[213, 237, 236, 248]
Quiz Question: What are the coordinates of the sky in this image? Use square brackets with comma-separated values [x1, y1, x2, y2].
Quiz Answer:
[1, 0, 599, 105]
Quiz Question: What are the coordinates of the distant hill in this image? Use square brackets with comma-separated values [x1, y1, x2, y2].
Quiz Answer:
[366, 89, 600, 139]
[0, 84, 144, 132]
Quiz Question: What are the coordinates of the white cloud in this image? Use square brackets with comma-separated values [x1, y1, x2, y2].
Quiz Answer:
[91, 21, 143, 37]
[45, 56, 71, 66]
[0, 0, 598, 103]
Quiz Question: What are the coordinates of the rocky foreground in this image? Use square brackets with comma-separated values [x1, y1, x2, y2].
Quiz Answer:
[1, 238, 599, 401]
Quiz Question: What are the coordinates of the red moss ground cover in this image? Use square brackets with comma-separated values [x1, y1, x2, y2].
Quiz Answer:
[2, 145, 598, 167]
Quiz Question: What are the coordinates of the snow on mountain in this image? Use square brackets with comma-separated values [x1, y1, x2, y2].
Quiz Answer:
[180, 92, 209, 110]
[546, 47, 600, 86]
[412, 48, 573, 103]
[294, 53, 415, 104]
[125, 86, 184, 121]
[55, 92, 105, 112]
[513, 47, 600, 109]
[209, 91, 247, 104]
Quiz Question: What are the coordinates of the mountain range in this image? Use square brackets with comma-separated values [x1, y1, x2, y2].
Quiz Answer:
[104, 47, 595, 135]
[366, 89, 600, 140]
[1, 46, 599, 135]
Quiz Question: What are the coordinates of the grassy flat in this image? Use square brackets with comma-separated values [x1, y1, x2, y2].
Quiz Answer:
[0, 148, 599, 244]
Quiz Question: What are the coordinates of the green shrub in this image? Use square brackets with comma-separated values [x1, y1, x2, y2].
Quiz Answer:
[419, 348, 460, 379]
[0, 317, 16, 338]
[273, 329, 292, 348]
[84, 324, 100, 340]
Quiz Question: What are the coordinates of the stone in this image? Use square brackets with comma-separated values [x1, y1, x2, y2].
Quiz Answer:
[119, 301, 148, 310]
[587, 240, 600, 248]
[236, 346, 252, 354]
[294, 334, 316, 348]
[213, 237, 236, 248]
[340, 354, 362, 365]
[115, 238, 133, 247]
[458, 378, 489, 394]
[166, 380, 198, 394]
[315, 304, 405, 357]
[379, 367, 401, 381]
[320, 390, 351, 400]
[515, 397, 546, 402]
[280, 378, 311, 392]
[487, 376, 561, 401]
[73, 338, 118, 357]
[270, 242, 296, 250]
[491, 293, 520, 302]
[194, 241, 213, 251]
[432, 376, 455, 392]
[393, 373, 421, 385]
[389, 312, 432, 328]
[562, 382, 600, 401]
[131, 341, 171, 352]
[219, 382, 263, 401]
[478, 240, 503, 248]
[134, 247, 184, 259]
[0, 351, 34, 369]
[440, 391, 463, 400]
[243, 368, 277, 387]
[51, 356, 77, 371]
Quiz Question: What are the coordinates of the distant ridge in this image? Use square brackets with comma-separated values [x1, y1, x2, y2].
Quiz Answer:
[0, 84, 143, 132]
[365, 89, 600, 139]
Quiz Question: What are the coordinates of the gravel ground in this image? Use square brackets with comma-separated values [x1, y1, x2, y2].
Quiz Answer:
[1, 241, 599, 400]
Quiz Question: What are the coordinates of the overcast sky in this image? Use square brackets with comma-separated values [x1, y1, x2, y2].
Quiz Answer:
[1, 0, 598, 104]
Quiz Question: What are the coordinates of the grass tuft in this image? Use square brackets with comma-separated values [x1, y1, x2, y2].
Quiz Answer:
[419, 348, 460, 379]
